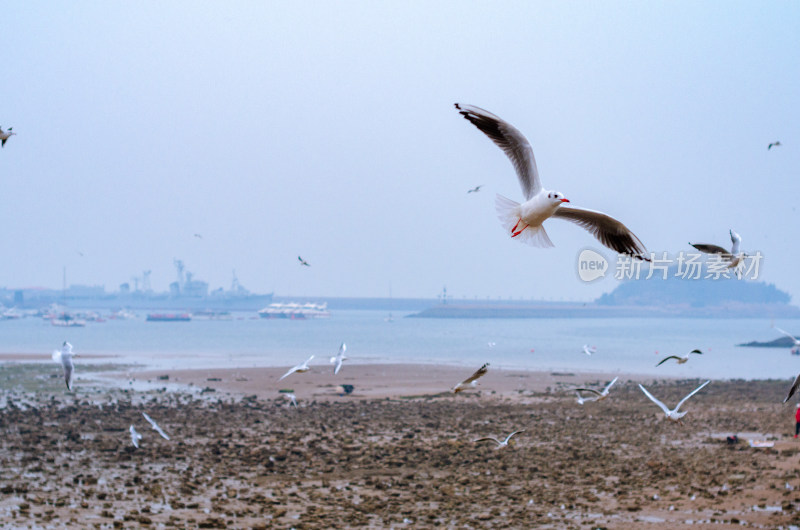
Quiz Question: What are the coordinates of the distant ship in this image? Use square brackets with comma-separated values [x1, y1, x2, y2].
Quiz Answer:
[146, 313, 191, 322]
[258, 302, 330, 320]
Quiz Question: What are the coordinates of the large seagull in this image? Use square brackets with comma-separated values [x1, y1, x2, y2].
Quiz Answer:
[455, 104, 649, 260]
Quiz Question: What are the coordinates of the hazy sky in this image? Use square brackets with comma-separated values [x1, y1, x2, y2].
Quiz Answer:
[2, 2, 798, 301]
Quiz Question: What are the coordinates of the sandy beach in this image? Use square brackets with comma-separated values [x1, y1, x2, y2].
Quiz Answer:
[1, 360, 800, 528]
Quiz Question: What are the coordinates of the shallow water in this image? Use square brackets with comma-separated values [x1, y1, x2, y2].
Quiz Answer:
[1, 311, 798, 379]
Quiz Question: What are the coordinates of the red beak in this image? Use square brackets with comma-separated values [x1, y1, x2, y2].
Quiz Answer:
[560, 198, 570, 203]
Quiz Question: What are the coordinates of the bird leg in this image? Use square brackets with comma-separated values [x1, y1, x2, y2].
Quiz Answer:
[511, 219, 528, 238]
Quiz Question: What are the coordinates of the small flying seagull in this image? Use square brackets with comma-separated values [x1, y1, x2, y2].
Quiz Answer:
[330, 342, 347, 375]
[283, 392, 298, 408]
[638, 380, 710, 425]
[768, 141, 781, 150]
[574, 376, 618, 401]
[689, 229, 744, 268]
[298, 256, 310, 267]
[455, 103, 649, 260]
[0, 126, 15, 147]
[575, 391, 598, 405]
[194, 233, 203, 239]
[278, 355, 314, 381]
[452, 362, 489, 393]
[473, 430, 525, 449]
[655, 349, 703, 367]
[467, 185, 483, 193]
[51, 341, 75, 390]
[783, 374, 800, 403]
[129, 425, 143, 448]
[582, 344, 597, 356]
[142, 412, 170, 440]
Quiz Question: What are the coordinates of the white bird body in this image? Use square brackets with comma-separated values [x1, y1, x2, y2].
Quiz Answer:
[330, 342, 347, 375]
[284, 392, 298, 407]
[575, 391, 597, 405]
[575, 376, 618, 401]
[52, 341, 75, 390]
[129, 425, 143, 448]
[455, 103, 648, 259]
[582, 344, 597, 356]
[279, 355, 314, 381]
[142, 412, 170, 440]
[638, 380, 710, 424]
[474, 429, 525, 448]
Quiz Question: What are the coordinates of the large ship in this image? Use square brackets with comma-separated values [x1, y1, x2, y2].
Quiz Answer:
[3, 261, 273, 312]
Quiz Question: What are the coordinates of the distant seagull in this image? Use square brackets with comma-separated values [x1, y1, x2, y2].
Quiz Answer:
[473, 430, 525, 448]
[283, 392, 298, 408]
[51, 341, 75, 391]
[768, 141, 781, 150]
[298, 256, 310, 267]
[638, 380, 710, 425]
[452, 362, 489, 393]
[783, 374, 800, 403]
[142, 412, 170, 440]
[655, 349, 703, 367]
[773, 325, 800, 348]
[487, 342, 496, 348]
[278, 355, 314, 381]
[689, 229, 744, 268]
[129, 425, 143, 448]
[582, 344, 597, 356]
[467, 185, 483, 193]
[575, 376, 618, 401]
[575, 391, 598, 405]
[454, 103, 649, 260]
[330, 342, 347, 375]
[0, 126, 15, 147]
[193, 233, 203, 239]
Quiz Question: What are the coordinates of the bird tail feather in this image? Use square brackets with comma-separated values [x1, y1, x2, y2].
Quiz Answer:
[495, 194, 554, 248]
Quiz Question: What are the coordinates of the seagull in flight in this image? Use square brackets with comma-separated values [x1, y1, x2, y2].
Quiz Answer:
[455, 103, 649, 260]
[0, 126, 15, 147]
[655, 349, 703, 367]
[142, 412, 170, 440]
[298, 256, 310, 267]
[330, 342, 347, 375]
[582, 344, 597, 356]
[575, 391, 598, 405]
[278, 355, 314, 381]
[452, 363, 489, 393]
[283, 392, 298, 408]
[768, 141, 781, 150]
[51, 341, 75, 391]
[129, 425, 143, 448]
[474, 430, 525, 448]
[574, 376, 618, 401]
[689, 230, 744, 268]
[773, 325, 800, 349]
[638, 380, 710, 425]
[467, 185, 483, 193]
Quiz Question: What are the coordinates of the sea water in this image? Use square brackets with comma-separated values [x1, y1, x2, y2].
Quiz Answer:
[0, 311, 798, 379]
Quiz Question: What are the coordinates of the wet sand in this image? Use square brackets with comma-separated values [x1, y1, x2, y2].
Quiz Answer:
[1, 361, 800, 528]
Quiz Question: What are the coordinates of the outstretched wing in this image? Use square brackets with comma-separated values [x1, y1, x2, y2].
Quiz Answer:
[638, 384, 671, 415]
[473, 437, 502, 445]
[675, 380, 710, 411]
[552, 205, 648, 260]
[784, 374, 800, 403]
[460, 363, 489, 386]
[574, 388, 603, 397]
[278, 366, 298, 381]
[455, 103, 541, 200]
[603, 377, 619, 393]
[503, 430, 526, 444]
[775, 326, 800, 343]
[690, 243, 731, 258]
[655, 355, 681, 367]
